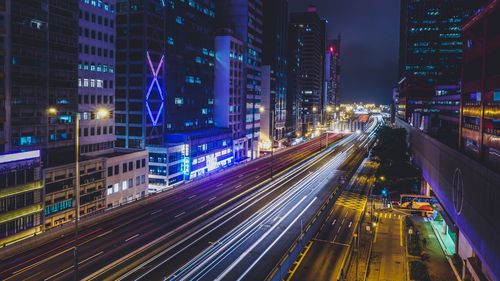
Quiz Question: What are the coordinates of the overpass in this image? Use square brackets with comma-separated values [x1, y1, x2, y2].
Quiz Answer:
[397, 118, 500, 281]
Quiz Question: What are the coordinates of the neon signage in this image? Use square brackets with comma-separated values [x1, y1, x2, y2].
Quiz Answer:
[146, 51, 165, 126]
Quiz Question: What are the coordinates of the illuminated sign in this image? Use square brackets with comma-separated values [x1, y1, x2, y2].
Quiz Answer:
[146, 51, 165, 126]
[0, 150, 40, 164]
[44, 199, 73, 216]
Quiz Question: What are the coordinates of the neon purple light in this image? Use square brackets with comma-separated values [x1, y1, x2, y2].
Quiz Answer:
[146, 51, 165, 126]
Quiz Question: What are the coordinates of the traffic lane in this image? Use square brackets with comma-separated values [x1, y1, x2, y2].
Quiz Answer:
[43, 159, 300, 281]
[0, 139, 322, 279]
[124, 140, 352, 280]
[2, 157, 301, 281]
[175, 145, 359, 281]
[81, 139, 352, 278]
[291, 241, 348, 281]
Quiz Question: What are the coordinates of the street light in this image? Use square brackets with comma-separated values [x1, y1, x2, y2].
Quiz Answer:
[48, 106, 109, 280]
[260, 106, 275, 179]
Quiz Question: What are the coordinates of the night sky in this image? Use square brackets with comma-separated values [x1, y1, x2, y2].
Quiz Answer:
[289, 0, 400, 104]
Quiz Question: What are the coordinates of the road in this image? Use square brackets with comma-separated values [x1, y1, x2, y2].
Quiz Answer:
[366, 208, 406, 281]
[289, 141, 379, 281]
[0, 132, 340, 281]
[153, 118, 382, 281]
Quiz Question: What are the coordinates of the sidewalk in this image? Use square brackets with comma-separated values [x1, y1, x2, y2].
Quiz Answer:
[366, 209, 406, 281]
[410, 216, 457, 281]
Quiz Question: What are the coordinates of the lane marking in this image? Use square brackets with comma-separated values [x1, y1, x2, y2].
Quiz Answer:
[125, 234, 140, 242]
[400, 217, 404, 247]
[80, 251, 104, 264]
[285, 241, 313, 281]
[348, 221, 352, 228]
[331, 219, 337, 226]
[228, 197, 318, 281]
[174, 212, 186, 218]
[374, 219, 380, 243]
[43, 265, 72, 280]
[150, 209, 162, 215]
[209, 197, 217, 202]
[238, 174, 243, 178]
[188, 195, 197, 199]
[234, 185, 242, 189]
[333, 234, 338, 242]
[217, 183, 223, 187]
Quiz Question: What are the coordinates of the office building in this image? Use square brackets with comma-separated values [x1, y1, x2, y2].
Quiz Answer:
[325, 35, 341, 108]
[287, 5, 326, 137]
[398, 0, 486, 120]
[115, 0, 166, 149]
[0, 1, 80, 236]
[0, 151, 43, 245]
[262, 0, 288, 142]
[164, 0, 216, 133]
[78, 0, 116, 157]
[460, 0, 500, 172]
[149, 128, 233, 188]
[214, 31, 248, 162]
[216, 0, 264, 160]
[105, 150, 148, 208]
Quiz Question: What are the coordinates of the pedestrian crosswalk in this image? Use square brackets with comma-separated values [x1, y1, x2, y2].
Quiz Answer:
[373, 211, 403, 220]
[335, 191, 367, 211]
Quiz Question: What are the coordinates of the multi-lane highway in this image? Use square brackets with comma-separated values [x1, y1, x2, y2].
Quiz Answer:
[0, 133, 340, 281]
[137, 118, 382, 281]
[289, 152, 379, 280]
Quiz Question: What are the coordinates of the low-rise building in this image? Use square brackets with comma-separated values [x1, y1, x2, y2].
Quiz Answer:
[44, 158, 106, 229]
[104, 150, 148, 208]
[148, 128, 233, 190]
[0, 151, 43, 245]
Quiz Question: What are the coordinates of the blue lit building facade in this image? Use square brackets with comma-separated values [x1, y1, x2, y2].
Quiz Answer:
[149, 128, 233, 187]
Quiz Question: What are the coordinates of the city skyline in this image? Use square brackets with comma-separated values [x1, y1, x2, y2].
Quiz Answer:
[290, 0, 400, 104]
[0, 1, 498, 281]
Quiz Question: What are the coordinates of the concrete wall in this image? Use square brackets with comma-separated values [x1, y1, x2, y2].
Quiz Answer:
[397, 119, 500, 281]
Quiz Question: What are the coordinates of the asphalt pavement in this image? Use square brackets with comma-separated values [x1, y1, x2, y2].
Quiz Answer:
[0, 134, 338, 281]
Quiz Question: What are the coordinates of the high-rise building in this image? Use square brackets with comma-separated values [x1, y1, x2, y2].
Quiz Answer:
[398, 0, 486, 120]
[132, 1, 233, 188]
[325, 35, 341, 108]
[0, 0, 79, 239]
[287, 5, 326, 137]
[214, 30, 248, 162]
[78, 0, 116, 157]
[216, 0, 263, 160]
[262, 0, 288, 142]
[460, 0, 500, 172]
[164, 0, 216, 133]
[115, 0, 166, 150]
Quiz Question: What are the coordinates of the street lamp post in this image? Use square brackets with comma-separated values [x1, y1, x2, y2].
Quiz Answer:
[260, 106, 275, 179]
[74, 110, 80, 281]
[49, 107, 109, 281]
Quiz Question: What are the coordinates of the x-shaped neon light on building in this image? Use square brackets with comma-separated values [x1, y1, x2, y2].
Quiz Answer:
[146, 51, 165, 126]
